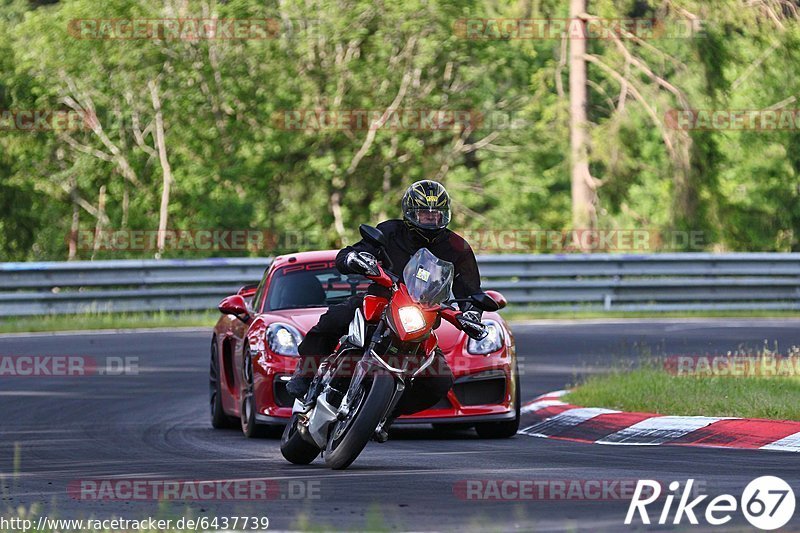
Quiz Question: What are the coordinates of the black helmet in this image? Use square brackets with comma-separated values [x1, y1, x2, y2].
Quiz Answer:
[402, 180, 451, 234]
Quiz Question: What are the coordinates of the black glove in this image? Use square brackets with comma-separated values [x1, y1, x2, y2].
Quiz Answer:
[345, 251, 379, 276]
[457, 311, 488, 340]
[461, 310, 482, 323]
[460, 302, 483, 322]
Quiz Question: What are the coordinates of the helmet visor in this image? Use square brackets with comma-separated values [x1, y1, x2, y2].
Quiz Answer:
[406, 207, 451, 230]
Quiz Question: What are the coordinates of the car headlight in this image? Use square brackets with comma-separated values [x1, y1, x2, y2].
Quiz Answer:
[467, 320, 504, 355]
[398, 306, 426, 333]
[266, 323, 303, 356]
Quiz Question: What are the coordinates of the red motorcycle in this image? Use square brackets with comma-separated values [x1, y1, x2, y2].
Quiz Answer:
[280, 225, 505, 469]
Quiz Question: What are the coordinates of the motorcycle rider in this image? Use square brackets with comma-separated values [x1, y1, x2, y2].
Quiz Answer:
[286, 180, 485, 440]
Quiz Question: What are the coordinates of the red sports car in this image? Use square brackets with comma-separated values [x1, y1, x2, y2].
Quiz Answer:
[209, 250, 519, 438]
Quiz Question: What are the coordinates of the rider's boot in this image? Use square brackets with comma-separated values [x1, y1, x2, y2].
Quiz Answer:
[286, 373, 312, 400]
[287, 355, 326, 400]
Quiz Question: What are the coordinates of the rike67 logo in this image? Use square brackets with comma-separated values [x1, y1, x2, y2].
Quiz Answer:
[626, 476, 795, 530]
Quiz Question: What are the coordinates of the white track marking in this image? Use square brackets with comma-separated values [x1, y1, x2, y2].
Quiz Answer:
[519, 407, 618, 438]
[760, 431, 800, 452]
[597, 416, 724, 445]
[520, 389, 570, 413]
[521, 399, 567, 414]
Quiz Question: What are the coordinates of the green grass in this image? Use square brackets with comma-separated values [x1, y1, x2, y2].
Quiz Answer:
[565, 358, 800, 420]
[0, 311, 217, 334]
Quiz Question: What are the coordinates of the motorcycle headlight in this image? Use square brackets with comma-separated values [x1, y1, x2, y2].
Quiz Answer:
[467, 320, 504, 355]
[266, 323, 303, 356]
[398, 306, 426, 333]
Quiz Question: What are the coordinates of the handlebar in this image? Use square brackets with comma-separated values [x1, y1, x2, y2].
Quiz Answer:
[439, 304, 489, 340]
[457, 314, 489, 340]
[365, 263, 396, 288]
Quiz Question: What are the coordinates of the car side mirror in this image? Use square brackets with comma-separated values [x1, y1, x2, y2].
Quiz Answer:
[359, 224, 387, 248]
[218, 295, 250, 322]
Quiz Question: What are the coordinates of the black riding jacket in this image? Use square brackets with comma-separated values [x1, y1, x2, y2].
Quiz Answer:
[335, 219, 482, 300]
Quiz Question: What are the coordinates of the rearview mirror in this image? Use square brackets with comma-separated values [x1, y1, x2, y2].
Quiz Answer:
[359, 224, 387, 248]
[218, 294, 249, 321]
[484, 290, 507, 310]
[470, 291, 506, 312]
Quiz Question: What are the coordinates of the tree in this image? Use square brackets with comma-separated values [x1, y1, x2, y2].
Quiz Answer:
[569, 0, 597, 247]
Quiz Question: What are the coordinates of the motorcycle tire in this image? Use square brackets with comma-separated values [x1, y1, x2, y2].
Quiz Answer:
[324, 372, 395, 470]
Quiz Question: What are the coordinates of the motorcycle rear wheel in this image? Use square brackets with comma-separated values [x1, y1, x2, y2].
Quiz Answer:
[280, 414, 320, 465]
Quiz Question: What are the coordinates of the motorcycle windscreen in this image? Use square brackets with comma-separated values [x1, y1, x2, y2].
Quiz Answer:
[402, 248, 454, 306]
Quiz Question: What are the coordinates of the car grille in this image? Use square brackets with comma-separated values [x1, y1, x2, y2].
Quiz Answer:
[431, 396, 452, 409]
[452, 370, 506, 406]
[273, 375, 293, 407]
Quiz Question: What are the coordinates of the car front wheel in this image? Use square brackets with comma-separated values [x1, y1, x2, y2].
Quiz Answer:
[240, 347, 272, 438]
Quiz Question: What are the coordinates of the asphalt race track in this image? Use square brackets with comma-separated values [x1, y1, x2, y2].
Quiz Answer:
[2, 320, 799, 531]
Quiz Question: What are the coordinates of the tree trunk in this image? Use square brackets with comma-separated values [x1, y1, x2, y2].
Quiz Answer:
[149, 79, 173, 258]
[569, 0, 597, 250]
[329, 188, 347, 246]
[91, 185, 107, 261]
[68, 180, 80, 261]
[122, 184, 129, 229]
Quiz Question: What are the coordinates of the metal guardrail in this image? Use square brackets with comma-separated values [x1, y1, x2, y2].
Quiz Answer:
[1, 253, 799, 316]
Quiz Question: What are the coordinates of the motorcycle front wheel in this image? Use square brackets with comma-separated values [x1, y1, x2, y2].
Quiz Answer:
[324, 371, 395, 470]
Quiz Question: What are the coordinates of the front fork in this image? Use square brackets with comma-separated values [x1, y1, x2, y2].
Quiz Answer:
[336, 321, 407, 430]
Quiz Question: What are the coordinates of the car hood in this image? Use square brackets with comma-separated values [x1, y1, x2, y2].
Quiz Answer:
[258, 308, 327, 334]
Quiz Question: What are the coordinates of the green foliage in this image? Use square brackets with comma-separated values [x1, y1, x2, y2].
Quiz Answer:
[0, 0, 798, 260]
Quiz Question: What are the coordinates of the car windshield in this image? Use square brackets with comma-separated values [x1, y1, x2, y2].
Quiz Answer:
[265, 263, 369, 311]
[402, 248, 454, 306]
